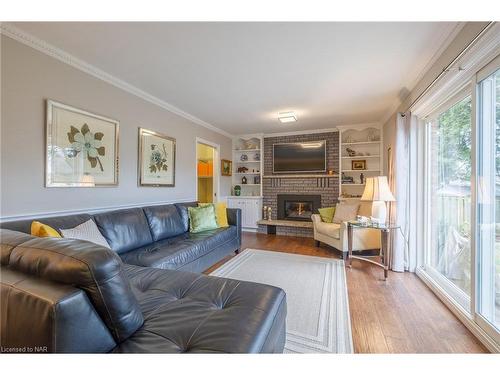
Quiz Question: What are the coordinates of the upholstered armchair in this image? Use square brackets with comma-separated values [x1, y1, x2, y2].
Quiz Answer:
[311, 201, 381, 256]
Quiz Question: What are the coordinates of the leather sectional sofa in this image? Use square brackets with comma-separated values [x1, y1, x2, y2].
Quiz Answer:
[1, 202, 241, 273]
[0, 202, 287, 353]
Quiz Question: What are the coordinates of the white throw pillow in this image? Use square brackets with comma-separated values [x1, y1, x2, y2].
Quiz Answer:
[60, 219, 111, 249]
[332, 203, 359, 224]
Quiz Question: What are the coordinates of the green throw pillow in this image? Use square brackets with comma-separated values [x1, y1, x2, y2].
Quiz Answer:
[188, 205, 219, 233]
[318, 206, 336, 223]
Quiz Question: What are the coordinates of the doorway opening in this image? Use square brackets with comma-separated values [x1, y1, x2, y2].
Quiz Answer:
[196, 139, 220, 203]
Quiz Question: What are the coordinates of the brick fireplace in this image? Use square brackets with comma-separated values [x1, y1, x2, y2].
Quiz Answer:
[258, 131, 339, 237]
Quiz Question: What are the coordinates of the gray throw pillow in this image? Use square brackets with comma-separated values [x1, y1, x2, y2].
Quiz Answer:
[60, 219, 111, 249]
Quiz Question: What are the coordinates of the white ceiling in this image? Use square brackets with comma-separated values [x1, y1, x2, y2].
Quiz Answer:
[9, 22, 459, 135]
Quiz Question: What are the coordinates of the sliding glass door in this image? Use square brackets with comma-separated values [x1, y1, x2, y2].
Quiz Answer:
[475, 56, 500, 340]
[425, 93, 472, 310]
[419, 49, 500, 348]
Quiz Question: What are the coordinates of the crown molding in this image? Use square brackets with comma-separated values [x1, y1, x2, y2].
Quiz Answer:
[0, 23, 233, 138]
[378, 22, 467, 126]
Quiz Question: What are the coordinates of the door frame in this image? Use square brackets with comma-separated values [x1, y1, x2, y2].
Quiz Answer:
[195, 137, 220, 203]
[471, 53, 500, 343]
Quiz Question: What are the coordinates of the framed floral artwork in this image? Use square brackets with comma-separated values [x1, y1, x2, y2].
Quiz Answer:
[46, 100, 119, 187]
[138, 128, 176, 187]
[221, 159, 232, 176]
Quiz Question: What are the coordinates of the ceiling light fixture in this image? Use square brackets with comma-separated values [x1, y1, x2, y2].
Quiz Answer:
[278, 111, 297, 123]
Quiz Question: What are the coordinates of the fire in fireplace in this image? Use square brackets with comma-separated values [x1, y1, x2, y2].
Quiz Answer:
[277, 194, 321, 221]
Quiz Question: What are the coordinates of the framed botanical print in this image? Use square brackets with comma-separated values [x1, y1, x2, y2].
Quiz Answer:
[221, 159, 232, 176]
[46, 100, 119, 187]
[138, 128, 176, 187]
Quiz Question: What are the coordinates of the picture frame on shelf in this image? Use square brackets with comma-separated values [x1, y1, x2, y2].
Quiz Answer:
[45, 100, 119, 187]
[138, 127, 176, 187]
[351, 160, 366, 170]
[221, 159, 232, 176]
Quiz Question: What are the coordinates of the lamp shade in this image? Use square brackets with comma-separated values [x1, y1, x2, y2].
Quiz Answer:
[361, 176, 395, 202]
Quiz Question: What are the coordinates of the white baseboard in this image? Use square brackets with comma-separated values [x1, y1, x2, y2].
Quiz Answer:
[0, 198, 196, 223]
[416, 267, 499, 353]
[242, 228, 258, 233]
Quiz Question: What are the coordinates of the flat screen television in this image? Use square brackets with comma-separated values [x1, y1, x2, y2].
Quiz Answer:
[273, 141, 326, 173]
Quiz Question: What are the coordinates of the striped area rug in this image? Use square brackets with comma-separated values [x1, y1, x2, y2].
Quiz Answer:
[210, 249, 353, 353]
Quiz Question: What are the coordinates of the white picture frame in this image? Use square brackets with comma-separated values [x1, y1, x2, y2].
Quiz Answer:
[46, 100, 119, 187]
[138, 127, 176, 187]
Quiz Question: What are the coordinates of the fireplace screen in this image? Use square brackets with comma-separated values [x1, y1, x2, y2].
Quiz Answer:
[284, 201, 314, 220]
[277, 194, 321, 221]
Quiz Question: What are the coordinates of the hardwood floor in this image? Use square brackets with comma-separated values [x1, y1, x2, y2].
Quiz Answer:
[206, 232, 488, 353]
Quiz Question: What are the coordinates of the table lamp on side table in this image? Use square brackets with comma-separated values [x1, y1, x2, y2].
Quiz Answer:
[360, 176, 395, 224]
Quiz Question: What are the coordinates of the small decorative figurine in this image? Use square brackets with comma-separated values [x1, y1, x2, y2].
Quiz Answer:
[346, 147, 356, 157]
[237, 166, 248, 173]
[360, 173, 365, 184]
[267, 207, 272, 221]
[263, 206, 268, 220]
[254, 153, 260, 161]
[254, 175, 261, 184]
[240, 154, 248, 161]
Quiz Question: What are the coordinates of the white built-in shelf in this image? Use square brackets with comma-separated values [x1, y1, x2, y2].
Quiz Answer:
[341, 155, 380, 159]
[263, 174, 338, 179]
[338, 125, 383, 202]
[342, 141, 380, 146]
[232, 136, 264, 198]
[342, 169, 381, 172]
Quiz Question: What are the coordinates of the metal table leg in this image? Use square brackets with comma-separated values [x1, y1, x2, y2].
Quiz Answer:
[347, 223, 353, 267]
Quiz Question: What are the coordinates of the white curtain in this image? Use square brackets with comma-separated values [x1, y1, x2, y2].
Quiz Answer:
[387, 112, 413, 272]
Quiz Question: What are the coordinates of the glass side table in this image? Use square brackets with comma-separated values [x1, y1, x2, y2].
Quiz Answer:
[346, 221, 400, 280]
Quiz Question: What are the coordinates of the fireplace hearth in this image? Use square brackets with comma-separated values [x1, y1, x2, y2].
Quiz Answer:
[277, 194, 321, 221]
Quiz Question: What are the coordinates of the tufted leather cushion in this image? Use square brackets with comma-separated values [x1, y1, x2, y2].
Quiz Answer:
[1, 267, 116, 353]
[142, 204, 185, 242]
[174, 202, 198, 232]
[114, 264, 287, 353]
[0, 229, 34, 265]
[0, 214, 92, 235]
[6, 233, 144, 343]
[94, 208, 153, 254]
[120, 226, 238, 270]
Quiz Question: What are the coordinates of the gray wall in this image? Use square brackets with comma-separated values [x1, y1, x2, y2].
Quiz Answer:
[0, 35, 232, 218]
